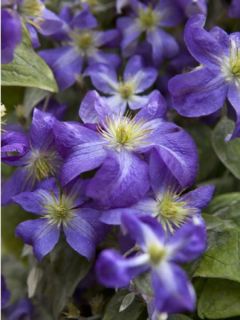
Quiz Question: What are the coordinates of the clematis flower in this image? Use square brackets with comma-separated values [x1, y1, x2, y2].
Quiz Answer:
[117, 0, 180, 65]
[85, 55, 158, 115]
[96, 214, 206, 313]
[55, 90, 198, 208]
[39, 6, 120, 90]
[14, 178, 102, 261]
[1, 0, 64, 62]
[100, 155, 214, 230]
[168, 14, 240, 139]
[1, 109, 61, 205]
[229, 0, 240, 19]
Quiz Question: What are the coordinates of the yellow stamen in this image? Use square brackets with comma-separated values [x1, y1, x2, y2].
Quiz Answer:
[138, 7, 158, 30]
[156, 191, 193, 233]
[99, 116, 151, 151]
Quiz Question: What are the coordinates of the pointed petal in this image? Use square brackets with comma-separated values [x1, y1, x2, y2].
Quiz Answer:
[16, 219, 60, 261]
[96, 249, 148, 287]
[184, 14, 229, 67]
[39, 46, 82, 91]
[181, 185, 215, 210]
[64, 209, 101, 260]
[169, 67, 227, 117]
[152, 263, 196, 313]
[85, 63, 118, 94]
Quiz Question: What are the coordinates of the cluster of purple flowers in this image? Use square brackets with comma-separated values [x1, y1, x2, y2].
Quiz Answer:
[1, 0, 240, 319]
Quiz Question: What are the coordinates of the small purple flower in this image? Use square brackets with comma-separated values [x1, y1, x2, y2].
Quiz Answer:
[14, 178, 102, 261]
[229, 0, 240, 19]
[168, 14, 240, 139]
[96, 214, 206, 313]
[39, 6, 120, 90]
[85, 55, 158, 115]
[1, 8, 22, 64]
[55, 90, 197, 208]
[2, 109, 61, 205]
[117, 0, 180, 65]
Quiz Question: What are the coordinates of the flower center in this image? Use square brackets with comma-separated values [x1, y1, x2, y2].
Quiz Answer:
[100, 116, 151, 151]
[73, 31, 94, 52]
[156, 192, 191, 233]
[138, 7, 158, 30]
[118, 82, 135, 100]
[45, 194, 74, 227]
[221, 39, 240, 84]
[20, 0, 44, 18]
[27, 150, 58, 181]
[230, 51, 240, 77]
[148, 244, 166, 265]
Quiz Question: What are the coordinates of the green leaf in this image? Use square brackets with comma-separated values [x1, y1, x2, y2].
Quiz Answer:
[119, 292, 135, 312]
[212, 117, 240, 179]
[198, 279, 240, 319]
[168, 315, 193, 320]
[2, 27, 58, 92]
[187, 124, 219, 181]
[36, 244, 91, 319]
[194, 227, 240, 283]
[134, 273, 153, 298]
[1, 204, 32, 256]
[23, 87, 49, 117]
[103, 290, 146, 320]
[206, 193, 240, 227]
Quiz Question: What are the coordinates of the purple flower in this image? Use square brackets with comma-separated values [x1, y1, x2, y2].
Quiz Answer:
[101, 162, 214, 230]
[39, 6, 120, 90]
[117, 0, 180, 65]
[1, 9, 22, 64]
[96, 214, 206, 313]
[229, 0, 240, 19]
[85, 55, 158, 115]
[168, 14, 240, 139]
[1, 0, 64, 62]
[2, 109, 61, 205]
[14, 178, 102, 261]
[55, 90, 197, 208]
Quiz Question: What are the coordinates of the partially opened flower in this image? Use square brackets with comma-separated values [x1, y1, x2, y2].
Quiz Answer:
[2, 109, 61, 205]
[14, 178, 102, 261]
[39, 5, 120, 90]
[55, 90, 197, 208]
[85, 55, 157, 115]
[117, 0, 180, 65]
[169, 14, 240, 139]
[96, 214, 206, 313]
